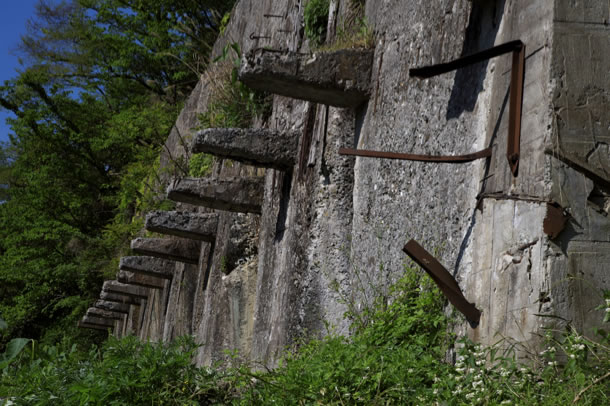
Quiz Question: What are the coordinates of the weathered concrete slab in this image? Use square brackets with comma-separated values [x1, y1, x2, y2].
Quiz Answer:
[118, 270, 167, 290]
[192, 128, 300, 171]
[99, 291, 141, 305]
[86, 307, 124, 320]
[119, 256, 176, 279]
[131, 237, 200, 264]
[94, 300, 130, 314]
[83, 315, 115, 327]
[102, 280, 149, 300]
[78, 321, 111, 331]
[239, 48, 373, 108]
[167, 178, 264, 214]
[145, 211, 219, 241]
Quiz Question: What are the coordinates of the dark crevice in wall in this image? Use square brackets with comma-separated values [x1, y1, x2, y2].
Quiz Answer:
[274, 172, 292, 241]
[447, 0, 505, 119]
[202, 241, 215, 291]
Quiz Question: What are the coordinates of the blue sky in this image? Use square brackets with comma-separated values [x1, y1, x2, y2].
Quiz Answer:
[0, 0, 40, 144]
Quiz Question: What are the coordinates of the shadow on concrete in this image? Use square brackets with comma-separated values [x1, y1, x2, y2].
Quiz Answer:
[446, 0, 506, 119]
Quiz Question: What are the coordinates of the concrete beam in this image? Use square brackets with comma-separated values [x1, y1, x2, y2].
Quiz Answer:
[192, 128, 300, 171]
[78, 321, 111, 331]
[167, 178, 264, 214]
[86, 307, 124, 320]
[99, 291, 141, 305]
[102, 280, 149, 300]
[239, 48, 373, 108]
[117, 270, 166, 290]
[119, 256, 176, 279]
[94, 300, 130, 314]
[83, 315, 114, 327]
[131, 237, 200, 264]
[145, 211, 219, 241]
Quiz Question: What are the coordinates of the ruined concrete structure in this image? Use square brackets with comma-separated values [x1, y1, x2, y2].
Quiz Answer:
[81, 0, 609, 366]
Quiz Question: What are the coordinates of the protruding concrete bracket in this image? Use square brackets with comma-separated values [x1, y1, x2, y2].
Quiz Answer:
[145, 211, 219, 241]
[86, 307, 124, 321]
[102, 280, 149, 300]
[94, 300, 130, 314]
[130, 237, 200, 264]
[119, 256, 176, 279]
[99, 291, 142, 305]
[239, 48, 373, 108]
[78, 321, 111, 331]
[82, 315, 115, 328]
[118, 270, 167, 290]
[192, 128, 300, 171]
[167, 178, 264, 214]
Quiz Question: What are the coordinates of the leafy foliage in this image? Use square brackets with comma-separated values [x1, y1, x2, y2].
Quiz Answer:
[0, 0, 234, 346]
[304, 0, 330, 47]
[198, 43, 271, 129]
[0, 335, 231, 405]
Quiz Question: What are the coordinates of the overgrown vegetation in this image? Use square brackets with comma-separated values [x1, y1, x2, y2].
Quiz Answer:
[2, 269, 608, 405]
[0, 0, 235, 348]
[304, 0, 374, 50]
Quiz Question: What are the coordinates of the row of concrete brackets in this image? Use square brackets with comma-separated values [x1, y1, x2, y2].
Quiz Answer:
[403, 239, 481, 328]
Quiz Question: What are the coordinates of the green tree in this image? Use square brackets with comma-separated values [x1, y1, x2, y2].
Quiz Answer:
[0, 0, 235, 345]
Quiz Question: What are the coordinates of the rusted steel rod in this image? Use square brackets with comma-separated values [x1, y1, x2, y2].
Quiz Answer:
[403, 239, 481, 327]
[409, 40, 524, 78]
[410, 40, 525, 176]
[338, 146, 492, 163]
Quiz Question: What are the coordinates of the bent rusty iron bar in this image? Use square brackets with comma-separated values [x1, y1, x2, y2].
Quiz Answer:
[410, 40, 525, 177]
[403, 240, 481, 327]
[338, 146, 492, 163]
[409, 40, 524, 78]
[507, 44, 525, 176]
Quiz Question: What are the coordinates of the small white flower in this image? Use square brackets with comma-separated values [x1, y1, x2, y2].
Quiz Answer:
[433, 389, 439, 395]
[500, 400, 512, 405]
[500, 369, 510, 377]
[519, 368, 528, 373]
[452, 389, 462, 395]
[455, 367, 466, 374]
[465, 393, 475, 400]
[476, 360, 485, 366]
[548, 361, 557, 367]
[569, 354, 576, 359]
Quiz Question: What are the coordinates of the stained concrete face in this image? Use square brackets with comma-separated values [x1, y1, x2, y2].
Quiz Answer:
[83, 315, 114, 327]
[119, 256, 177, 279]
[131, 237, 200, 264]
[167, 178, 264, 214]
[239, 48, 374, 108]
[145, 211, 219, 241]
[192, 128, 300, 171]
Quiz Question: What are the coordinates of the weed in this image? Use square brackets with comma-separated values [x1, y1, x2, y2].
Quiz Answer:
[304, 0, 330, 47]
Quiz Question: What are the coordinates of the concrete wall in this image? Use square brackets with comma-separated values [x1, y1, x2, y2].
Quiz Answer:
[98, 0, 609, 367]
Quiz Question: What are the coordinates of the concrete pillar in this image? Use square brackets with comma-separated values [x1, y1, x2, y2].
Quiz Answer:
[239, 48, 373, 108]
[167, 178, 264, 214]
[192, 128, 300, 171]
[145, 211, 218, 241]
[131, 237, 200, 264]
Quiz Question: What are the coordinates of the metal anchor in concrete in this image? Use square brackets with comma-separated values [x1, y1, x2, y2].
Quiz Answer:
[403, 239, 481, 328]
[410, 40, 525, 177]
[167, 178, 264, 214]
[192, 128, 300, 171]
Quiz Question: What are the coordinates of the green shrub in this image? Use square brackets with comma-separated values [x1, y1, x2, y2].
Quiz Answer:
[189, 153, 215, 178]
[198, 43, 271, 129]
[304, 0, 330, 47]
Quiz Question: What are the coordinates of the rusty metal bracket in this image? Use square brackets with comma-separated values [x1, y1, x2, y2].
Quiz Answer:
[403, 240, 481, 328]
[410, 40, 526, 177]
[339, 146, 491, 163]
